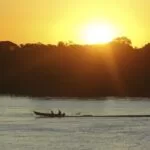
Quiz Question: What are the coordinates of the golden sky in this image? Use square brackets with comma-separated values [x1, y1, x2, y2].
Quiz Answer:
[0, 0, 149, 46]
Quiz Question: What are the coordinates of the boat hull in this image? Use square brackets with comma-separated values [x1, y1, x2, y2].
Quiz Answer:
[33, 111, 65, 118]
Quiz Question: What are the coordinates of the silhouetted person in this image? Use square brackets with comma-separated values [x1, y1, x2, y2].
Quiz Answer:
[62, 113, 65, 117]
[50, 110, 54, 116]
[58, 109, 61, 116]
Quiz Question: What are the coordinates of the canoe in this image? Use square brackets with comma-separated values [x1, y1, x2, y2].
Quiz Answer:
[34, 111, 150, 118]
[33, 111, 65, 118]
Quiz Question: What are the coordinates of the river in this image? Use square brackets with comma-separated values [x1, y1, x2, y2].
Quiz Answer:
[0, 96, 150, 150]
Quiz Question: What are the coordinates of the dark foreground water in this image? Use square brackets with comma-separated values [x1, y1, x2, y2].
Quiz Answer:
[0, 96, 150, 150]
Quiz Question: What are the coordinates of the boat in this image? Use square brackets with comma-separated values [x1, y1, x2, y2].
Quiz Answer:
[34, 111, 150, 118]
[33, 111, 65, 118]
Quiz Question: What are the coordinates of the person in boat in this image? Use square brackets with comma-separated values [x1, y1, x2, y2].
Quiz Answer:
[62, 112, 65, 117]
[58, 109, 62, 116]
[50, 110, 54, 116]
[57, 110, 66, 117]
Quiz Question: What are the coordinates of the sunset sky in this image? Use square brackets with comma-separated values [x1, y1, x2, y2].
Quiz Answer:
[0, 0, 149, 46]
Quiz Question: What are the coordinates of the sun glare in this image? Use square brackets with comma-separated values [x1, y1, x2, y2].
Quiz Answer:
[83, 23, 117, 44]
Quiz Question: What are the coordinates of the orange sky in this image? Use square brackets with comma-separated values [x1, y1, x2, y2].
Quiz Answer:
[0, 0, 149, 47]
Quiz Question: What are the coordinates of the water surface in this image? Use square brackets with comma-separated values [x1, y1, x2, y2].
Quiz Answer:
[0, 96, 150, 150]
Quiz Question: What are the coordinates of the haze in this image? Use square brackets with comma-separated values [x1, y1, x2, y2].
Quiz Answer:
[0, 0, 149, 46]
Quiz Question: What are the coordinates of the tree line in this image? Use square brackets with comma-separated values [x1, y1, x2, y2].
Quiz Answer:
[0, 37, 150, 97]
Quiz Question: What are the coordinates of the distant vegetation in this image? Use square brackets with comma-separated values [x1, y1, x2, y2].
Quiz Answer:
[0, 37, 150, 97]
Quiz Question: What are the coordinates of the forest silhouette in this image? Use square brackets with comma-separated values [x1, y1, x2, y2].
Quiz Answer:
[0, 37, 149, 97]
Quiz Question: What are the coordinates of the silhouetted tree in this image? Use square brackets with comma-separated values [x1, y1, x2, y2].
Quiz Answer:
[0, 37, 150, 97]
[0, 41, 19, 51]
[58, 41, 67, 47]
[113, 36, 132, 46]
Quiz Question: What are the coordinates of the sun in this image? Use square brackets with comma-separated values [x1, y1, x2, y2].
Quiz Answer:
[82, 23, 117, 44]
